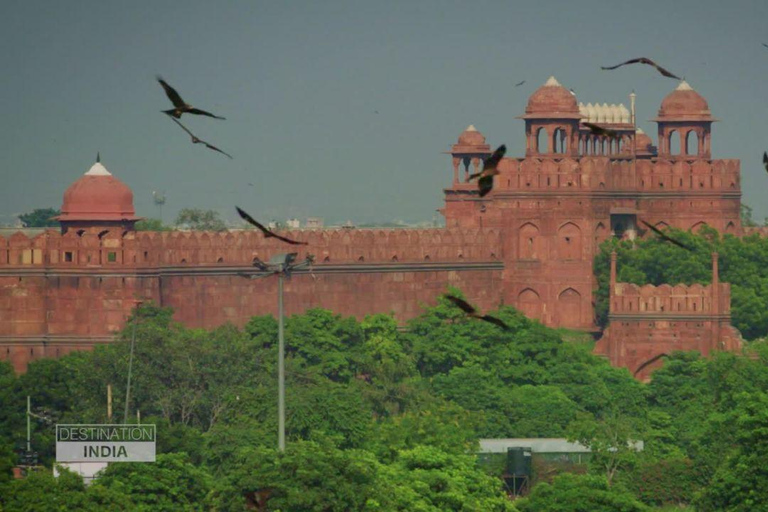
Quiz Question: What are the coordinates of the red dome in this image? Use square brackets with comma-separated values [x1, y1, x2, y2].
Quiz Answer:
[457, 125, 486, 145]
[656, 81, 715, 121]
[57, 162, 140, 222]
[635, 129, 655, 156]
[523, 76, 581, 119]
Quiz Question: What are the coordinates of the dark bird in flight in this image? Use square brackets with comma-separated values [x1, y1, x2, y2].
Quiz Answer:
[763, 152, 768, 174]
[514, 80, 526, 87]
[168, 117, 233, 159]
[444, 295, 510, 330]
[601, 58, 681, 80]
[633, 353, 668, 378]
[763, 43, 768, 49]
[640, 220, 693, 251]
[236, 206, 308, 245]
[157, 76, 226, 119]
[583, 122, 620, 139]
[374, 110, 380, 114]
[468, 145, 507, 197]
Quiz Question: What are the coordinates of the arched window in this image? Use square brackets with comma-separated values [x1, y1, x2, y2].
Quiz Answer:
[553, 128, 567, 154]
[691, 221, 708, 233]
[669, 130, 681, 155]
[685, 131, 699, 156]
[518, 288, 543, 321]
[557, 222, 582, 260]
[536, 127, 547, 153]
[558, 288, 582, 327]
[519, 223, 541, 259]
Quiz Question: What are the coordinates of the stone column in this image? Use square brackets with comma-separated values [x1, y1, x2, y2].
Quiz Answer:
[452, 157, 460, 184]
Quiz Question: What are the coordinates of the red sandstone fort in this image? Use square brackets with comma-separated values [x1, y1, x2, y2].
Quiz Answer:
[0, 77, 745, 376]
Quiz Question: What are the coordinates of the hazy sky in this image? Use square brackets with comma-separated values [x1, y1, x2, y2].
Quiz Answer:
[2, 0, 767, 226]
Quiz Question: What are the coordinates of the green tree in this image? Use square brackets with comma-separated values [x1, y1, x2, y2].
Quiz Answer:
[741, 203, 757, 227]
[0, 468, 131, 512]
[384, 445, 517, 511]
[174, 208, 227, 231]
[213, 437, 387, 512]
[94, 453, 211, 511]
[17, 208, 60, 228]
[568, 411, 643, 486]
[134, 218, 171, 231]
[515, 473, 650, 512]
[696, 392, 768, 512]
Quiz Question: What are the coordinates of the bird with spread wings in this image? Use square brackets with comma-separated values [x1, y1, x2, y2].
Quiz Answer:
[601, 58, 681, 80]
[236, 206, 308, 245]
[157, 76, 226, 120]
[444, 295, 510, 330]
[640, 220, 693, 251]
[468, 145, 507, 197]
[168, 117, 233, 159]
[582, 122, 620, 139]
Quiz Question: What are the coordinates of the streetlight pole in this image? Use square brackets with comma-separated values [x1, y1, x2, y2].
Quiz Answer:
[239, 253, 312, 452]
[26, 396, 31, 453]
[277, 270, 285, 451]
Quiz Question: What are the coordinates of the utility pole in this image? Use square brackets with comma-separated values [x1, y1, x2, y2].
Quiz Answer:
[107, 384, 112, 421]
[239, 253, 313, 451]
[26, 396, 31, 453]
[124, 300, 143, 424]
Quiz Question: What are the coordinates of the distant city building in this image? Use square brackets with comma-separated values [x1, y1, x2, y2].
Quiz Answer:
[305, 217, 324, 229]
[286, 218, 300, 229]
[0, 77, 744, 377]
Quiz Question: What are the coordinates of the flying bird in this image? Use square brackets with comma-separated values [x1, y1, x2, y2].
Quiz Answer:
[633, 353, 668, 378]
[168, 117, 233, 159]
[583, 122, 620, 139]
[763, 152, 767, 174]
[569, 88, 576, 96]
[601, 58, 681, 80]
[640, 220, 693, 251]
[468, 145, 507, 197]
[236, 206, 308, 245]
[157, 76, 226, 119]
[514, 80, 526, 87]
[763, 43, 768, 49]
[444, 295, 510, 330]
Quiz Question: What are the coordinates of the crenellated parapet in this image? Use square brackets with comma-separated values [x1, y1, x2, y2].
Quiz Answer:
[596, 251, 742, 380]
[464, 156, 740, 194]
[0, 227, 503, 268]
[611, 282, 731, 315]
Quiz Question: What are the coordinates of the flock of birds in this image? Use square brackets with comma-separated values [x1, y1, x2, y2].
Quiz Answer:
[154, 55, 744, 330]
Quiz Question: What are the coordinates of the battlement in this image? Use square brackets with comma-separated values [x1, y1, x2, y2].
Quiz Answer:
[611, 282, 731, 315]
[596, 251, 742, 380]
[0, 227, 503, 268]
[477, 157, 741, 193]
[608, 251, 730, 316]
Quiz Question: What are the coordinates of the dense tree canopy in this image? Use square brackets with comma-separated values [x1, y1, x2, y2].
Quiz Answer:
[17, 208, 60, 228]
[1, 290, 767, 510]
[174, 208, 227, 231]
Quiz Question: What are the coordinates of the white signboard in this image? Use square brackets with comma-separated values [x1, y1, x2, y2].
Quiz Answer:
[56, 424, 156, 462]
